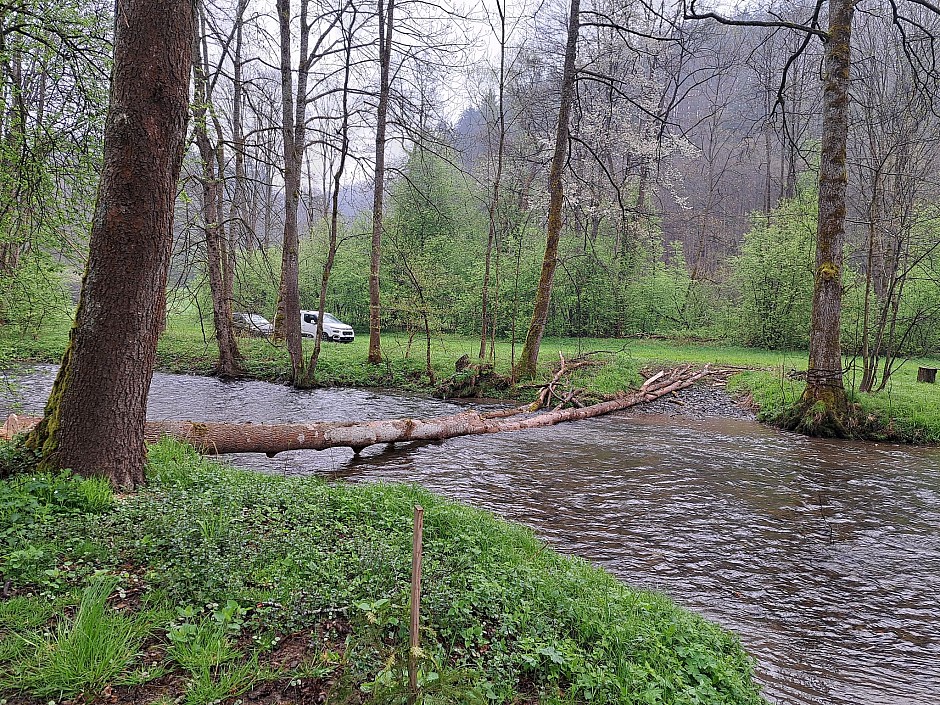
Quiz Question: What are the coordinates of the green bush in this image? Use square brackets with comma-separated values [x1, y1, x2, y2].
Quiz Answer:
[727, 192, 816, 349]
[0, 462, 114, 589]
[0, 252, 73, 334]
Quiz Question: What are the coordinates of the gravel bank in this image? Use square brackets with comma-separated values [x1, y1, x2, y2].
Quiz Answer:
[628, 381, 755, 420]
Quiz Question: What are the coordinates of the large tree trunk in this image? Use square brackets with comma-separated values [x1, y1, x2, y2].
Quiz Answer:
[792, 0, 853, 433]
[368, 0, 395, 365]
[7, 368, 710, 455]
[515, 0, 579, 379]
[24, 0, 194, 488]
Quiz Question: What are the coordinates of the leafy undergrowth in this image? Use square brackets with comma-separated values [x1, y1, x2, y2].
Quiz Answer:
[0, 439, 766, 705]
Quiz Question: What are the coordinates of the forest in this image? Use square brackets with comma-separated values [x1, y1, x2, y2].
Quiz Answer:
[1, 2, 940, 704]
[3, 0, 940, 372]
[3, 0, 940, 459]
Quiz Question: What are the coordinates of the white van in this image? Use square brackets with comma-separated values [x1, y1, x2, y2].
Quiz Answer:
[300, 310, 355, 343]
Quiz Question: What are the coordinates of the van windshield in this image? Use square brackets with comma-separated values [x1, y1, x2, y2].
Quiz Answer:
[323, 313, 342, 325]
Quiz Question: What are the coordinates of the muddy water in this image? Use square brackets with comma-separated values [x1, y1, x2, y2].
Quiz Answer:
[3, 366, 939, 705]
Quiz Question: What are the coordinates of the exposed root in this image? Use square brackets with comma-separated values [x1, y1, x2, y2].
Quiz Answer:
[779, 401, 851, 439]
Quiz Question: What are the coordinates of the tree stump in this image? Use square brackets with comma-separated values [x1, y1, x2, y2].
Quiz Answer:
[917, 367, 937, 383]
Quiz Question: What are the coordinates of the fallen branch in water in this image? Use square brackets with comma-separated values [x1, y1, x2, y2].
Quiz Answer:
[3, 366, 711, 456]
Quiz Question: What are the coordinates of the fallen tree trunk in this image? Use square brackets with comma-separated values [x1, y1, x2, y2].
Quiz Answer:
[3, 366, 710, 456]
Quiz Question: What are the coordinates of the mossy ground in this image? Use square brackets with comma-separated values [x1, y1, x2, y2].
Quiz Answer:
[2, 313, 939, 443]
[0, 439, 765, 704]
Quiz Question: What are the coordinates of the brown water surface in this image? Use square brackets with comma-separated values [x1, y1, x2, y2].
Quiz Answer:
[3, 366, 939, 705]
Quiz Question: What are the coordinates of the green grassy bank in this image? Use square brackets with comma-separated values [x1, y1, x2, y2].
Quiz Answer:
[0, 440, 765, 704]
[2, 314, 939, 443]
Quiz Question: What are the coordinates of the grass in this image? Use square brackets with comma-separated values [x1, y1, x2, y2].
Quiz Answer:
[727, 354, 940, 444]
[0, 438, 767, 704]
[5, 576, 152, 699]
[3, 313, 940, 443]
[0, 309, 805, 396]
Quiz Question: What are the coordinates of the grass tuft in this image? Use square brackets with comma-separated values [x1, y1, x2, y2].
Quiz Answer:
[4, 575, 150, 698]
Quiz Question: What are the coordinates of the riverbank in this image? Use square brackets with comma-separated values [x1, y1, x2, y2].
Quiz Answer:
[2, 315, 939, 443]
[0, 438, 765, 704]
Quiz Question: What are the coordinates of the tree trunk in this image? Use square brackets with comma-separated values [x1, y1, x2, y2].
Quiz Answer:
[369, 0, 395, 364]
[302, 13, 354, 386]
[230, 0, 250, 251]
[275, 0, 306, 383]
[8, 368, 710, 455]
[515, 0, 579, 379]
[793, 0, 854, 431]
[24, 0, 194, 488]
[859, 166, 882, 393]
[193, 17, 242, 379]
[479, 0, 507, 364]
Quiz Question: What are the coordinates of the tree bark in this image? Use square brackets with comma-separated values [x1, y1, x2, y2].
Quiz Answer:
[274, 0, 307, 383]
[24, 0, 194, 488]
[515, 0, 579, 379]
[193, 15, 242, 379]
[7, 368, 710, 455]
[369, 0, 395, 364]
[796, 0, 854, 425]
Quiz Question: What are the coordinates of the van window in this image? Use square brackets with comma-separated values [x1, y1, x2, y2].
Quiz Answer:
[303, 314, 315, 324]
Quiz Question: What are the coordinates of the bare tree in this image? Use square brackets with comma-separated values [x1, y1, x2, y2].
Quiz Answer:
[302, 7, 359, 385]
[368, 0, 395, 364]
[515, 0, 580, 379]
[274, 0, 346, 384]
[478, 0, 512, 363]
[192, 4, 242, 378]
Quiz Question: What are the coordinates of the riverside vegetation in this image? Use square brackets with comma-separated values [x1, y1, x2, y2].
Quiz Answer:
[0, 439, 764, 704]
[3, 312, 940, 444]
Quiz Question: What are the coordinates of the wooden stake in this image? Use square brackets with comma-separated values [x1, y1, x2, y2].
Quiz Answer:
[408, 504, 424, 703]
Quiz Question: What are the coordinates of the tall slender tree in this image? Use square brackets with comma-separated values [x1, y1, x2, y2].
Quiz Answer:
[274, 0, 307, 382]
[193, 6, 242, 378]
[26, 0, 195, 488]
[515, 0, 580, 379]
[302, 7, 357, 385]
[368, 0, 395, 364]
[479, 0, 509, 363]
[800, 0, 853, 427]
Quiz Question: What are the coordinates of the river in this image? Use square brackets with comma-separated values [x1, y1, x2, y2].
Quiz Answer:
[2, 365, 939, 705]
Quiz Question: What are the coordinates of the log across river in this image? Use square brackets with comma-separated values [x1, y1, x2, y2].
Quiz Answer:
[2, 366, 710, 453]
[2, 365, 939, 705]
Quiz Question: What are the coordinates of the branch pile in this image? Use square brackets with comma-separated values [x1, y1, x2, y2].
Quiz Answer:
[3, 366, 711, 456]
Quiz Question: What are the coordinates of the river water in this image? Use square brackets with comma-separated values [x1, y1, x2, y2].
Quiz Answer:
[3, 366, 939, 705]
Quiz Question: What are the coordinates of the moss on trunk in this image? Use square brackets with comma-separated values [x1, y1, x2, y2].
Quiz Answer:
[779, 383, 852, 438]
